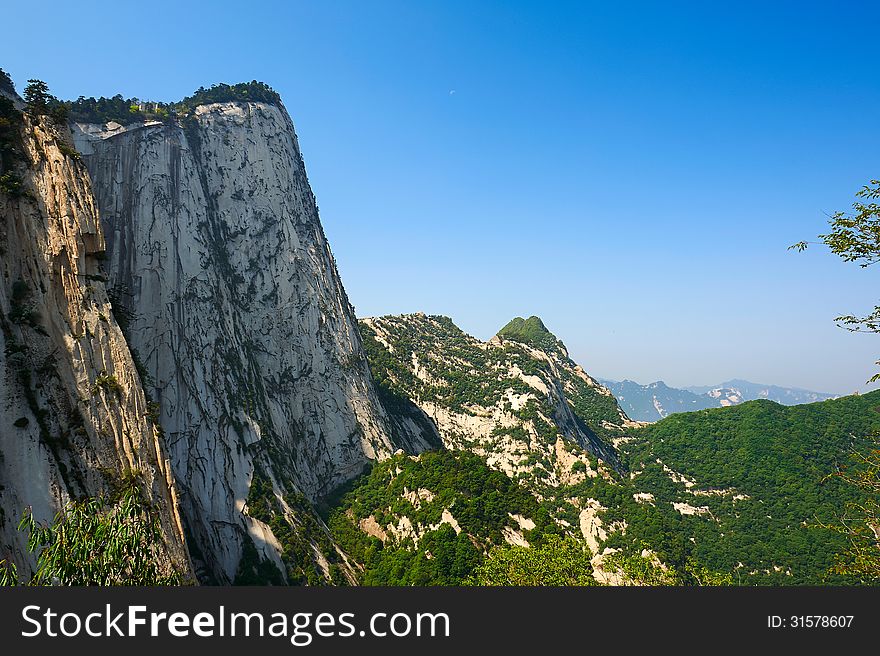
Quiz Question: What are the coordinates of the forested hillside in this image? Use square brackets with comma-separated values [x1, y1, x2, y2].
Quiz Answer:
[326, 451, 556, 585]
[614, 392, 880, 583]
[336, 313, 880, 585]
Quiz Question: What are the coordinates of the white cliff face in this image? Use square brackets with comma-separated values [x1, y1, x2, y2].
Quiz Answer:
[74, 101, 403, 583]
[0, 109, 190, 579]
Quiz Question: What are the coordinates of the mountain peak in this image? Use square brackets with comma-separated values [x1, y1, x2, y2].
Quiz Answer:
[496, 315, 564, 352]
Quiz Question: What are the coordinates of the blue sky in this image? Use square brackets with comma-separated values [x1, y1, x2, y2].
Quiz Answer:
[2, 1, 878, 394]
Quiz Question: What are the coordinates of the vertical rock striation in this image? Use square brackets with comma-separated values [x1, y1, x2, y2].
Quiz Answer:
[0, 98, 191, 579]
[74, 100, 429, 582]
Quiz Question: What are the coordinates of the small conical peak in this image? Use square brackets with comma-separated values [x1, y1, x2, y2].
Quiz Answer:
[496, 315, 564, 352]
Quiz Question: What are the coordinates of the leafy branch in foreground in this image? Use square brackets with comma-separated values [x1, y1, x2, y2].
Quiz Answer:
[791, 179, 880, 381]
[818, 447, 880, 584]
[0, 477, 185, 586]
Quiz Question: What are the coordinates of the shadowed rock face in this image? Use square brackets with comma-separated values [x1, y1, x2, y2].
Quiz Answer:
[74, 101, 431, 583]
[0, 102, 190, 580]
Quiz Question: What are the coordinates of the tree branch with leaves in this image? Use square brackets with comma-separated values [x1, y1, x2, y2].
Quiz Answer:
[791, 179, 880, 381]
[793, 178, 880, 582]
[0, 476, 187, 586]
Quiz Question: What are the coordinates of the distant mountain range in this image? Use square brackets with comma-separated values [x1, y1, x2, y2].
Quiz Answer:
[599, 378, 837, 422]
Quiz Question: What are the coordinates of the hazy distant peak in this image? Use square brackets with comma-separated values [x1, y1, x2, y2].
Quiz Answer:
[602, 377, 836, 422]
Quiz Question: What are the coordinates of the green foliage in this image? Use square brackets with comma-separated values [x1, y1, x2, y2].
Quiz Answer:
[106, 287, 136, 347]
[93, 370, 123, 398]
[67, 81, 282, 126]
[238, 471, 345, 585]
[21, 79, 68, 125]
[562, 371, 629, 443]
[615, 392, 880, 583]
[811, 180, 880, 267]
[822, 446, 880, 583]
[360, 316, 529, 414]
[23, 80, 51, 114]
[352, 524, 482, 587]
[234, 532, 285, 586]
[67, 94, 166, 125]
[328, 450, 542, 585]
[352, 313, 880, 586]
[48, 103, 69, 125]
[0, 68, 15, 95]
[0, 561, 17, 586]
[0, 94, 26, 197]
[359, 323, 441, 447]
[467, 534, 597, 586]
[681, 560, 737, 586]
[600, 551, 678, 586]
[0, 171, 26, 197]
[599, 551, 734, 586]
[56, 139, 79, 160]
[0, 74, 74, 201]
[497, 316, 564, 352]
[9, 279, 41, 328]
[0, 477, 185, 585]
[791, 179, 880, 381]
[173, 81, 281, 114]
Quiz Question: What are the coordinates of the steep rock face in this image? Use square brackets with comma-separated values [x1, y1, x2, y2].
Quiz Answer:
[360, 314, 637, 491]
[0, 102, 190, 578]
[74, 101, 424, 582]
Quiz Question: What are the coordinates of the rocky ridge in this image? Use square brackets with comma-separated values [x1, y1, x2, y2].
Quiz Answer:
[360, 313, 638, 492]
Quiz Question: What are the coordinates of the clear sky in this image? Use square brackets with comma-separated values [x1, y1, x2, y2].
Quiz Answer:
[2, 1, 878, 394]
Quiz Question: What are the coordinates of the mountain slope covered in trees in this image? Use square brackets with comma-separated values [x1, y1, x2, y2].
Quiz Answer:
[335, 312, 880, 585]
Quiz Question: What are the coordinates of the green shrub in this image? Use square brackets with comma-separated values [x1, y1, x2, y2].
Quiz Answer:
[467, 535, 597, 586]
[0, 477, 186, 586]
[93, 370, 124, 398]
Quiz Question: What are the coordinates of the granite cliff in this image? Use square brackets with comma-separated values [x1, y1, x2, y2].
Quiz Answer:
[72, 93, 435, 582]
[1, 76, 435, 584]
[0, 84, 190, 580]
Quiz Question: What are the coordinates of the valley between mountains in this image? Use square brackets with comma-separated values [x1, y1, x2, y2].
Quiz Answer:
[1, 72, 877, 586]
